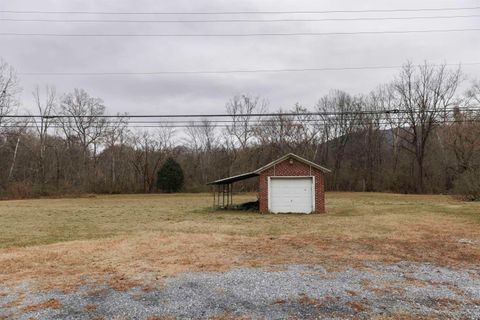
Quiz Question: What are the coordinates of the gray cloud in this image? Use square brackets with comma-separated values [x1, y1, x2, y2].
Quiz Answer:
[2, 0, 480, 115]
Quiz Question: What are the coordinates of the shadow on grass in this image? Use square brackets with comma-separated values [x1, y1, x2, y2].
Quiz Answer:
[192, 207, 333, 218]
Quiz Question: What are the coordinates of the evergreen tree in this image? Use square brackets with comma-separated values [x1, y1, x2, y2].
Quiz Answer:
[157, 157, 184, 193]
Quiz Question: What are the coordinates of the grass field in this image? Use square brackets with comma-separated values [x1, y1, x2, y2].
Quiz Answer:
[1, 192, 479, 290]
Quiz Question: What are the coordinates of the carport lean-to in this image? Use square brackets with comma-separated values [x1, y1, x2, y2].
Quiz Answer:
[207, 153, 331, 213]
[207, 171, 259, 209]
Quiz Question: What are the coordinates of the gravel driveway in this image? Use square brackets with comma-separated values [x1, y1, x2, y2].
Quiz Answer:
[1, 262, 479, 319]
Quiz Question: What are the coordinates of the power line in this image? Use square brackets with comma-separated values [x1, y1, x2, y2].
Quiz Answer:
[1, 113, 378, 119]
[1, 6, 480, 15]
[21, 117, 480, 126]
[2, 14, 480, 23]
[17, 62, 480, 76]
[4, 118, 480, 130]
[2, 28, 480, 38]
[0, 112, 431, 119]
[4, 108, 479, 129]
[5, 107, 478, 119]
[7, 119, 480, 127]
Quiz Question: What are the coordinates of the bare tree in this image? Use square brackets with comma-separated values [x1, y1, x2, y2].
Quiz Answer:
[185, 119, 218, 184]
[7, 120, 29, 183]
[466, 81, 480, 108]
[357, 91, 388, 191]
[0, 58, 479, 198]
[226, 95, 267, 149]
[131, 128, 173, 193]
[374, 85, 407, 174]
[0, 59, 20, 132]
[391, 62, 461, 192]
[59, 89, 107, 190]
[103, 114, 129, 192]
[290, 104, 321, 159]
[447, 84, 480, 174]
[0, 60, 23, 188]
[32, 86, 57, 189]
[186, 119, 217, 153]
[222, 95, 267, 176]
[316, 90, 363, 190]
[253, 110, 292, 155]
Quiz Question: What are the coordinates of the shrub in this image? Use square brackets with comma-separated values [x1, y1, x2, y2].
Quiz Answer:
[5, 182, 33, 199]
[157, 157, 184, 193]
[387, 172, 416, 194]
[453, 168, 480, 201]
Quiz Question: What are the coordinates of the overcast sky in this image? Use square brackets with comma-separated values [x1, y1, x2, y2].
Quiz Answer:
[2, 0, 480, 115]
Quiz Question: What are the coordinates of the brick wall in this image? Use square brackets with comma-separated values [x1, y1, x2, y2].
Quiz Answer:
[258, 157, 326, 214]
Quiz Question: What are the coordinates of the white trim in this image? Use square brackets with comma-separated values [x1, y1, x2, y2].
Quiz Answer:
[268, 176, 315, 214]
[254, 153, 331, 174]
[312, 175, 316, 212]
[267, 176, 271, 211]
[207, 153, 330, 186]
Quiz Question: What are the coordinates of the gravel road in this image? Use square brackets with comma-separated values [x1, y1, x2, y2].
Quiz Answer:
[1, 261, 479, 319]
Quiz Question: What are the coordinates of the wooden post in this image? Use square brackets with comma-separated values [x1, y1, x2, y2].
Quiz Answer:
[222, 184, 225, 208]
[224, 184, 227, 208]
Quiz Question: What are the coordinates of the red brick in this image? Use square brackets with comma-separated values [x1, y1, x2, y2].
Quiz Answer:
[258, 157, 326, 214]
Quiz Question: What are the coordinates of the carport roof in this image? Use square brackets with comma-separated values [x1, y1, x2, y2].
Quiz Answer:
[206, 171, 259, 185]
[207, 153, 331, 185]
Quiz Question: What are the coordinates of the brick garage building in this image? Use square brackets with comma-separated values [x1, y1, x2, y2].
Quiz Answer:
[208, 153, 330, 214]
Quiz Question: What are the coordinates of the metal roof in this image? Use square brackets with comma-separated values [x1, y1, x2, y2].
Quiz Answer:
[206, 171, 259, 185]
[207, 153, 331, 185]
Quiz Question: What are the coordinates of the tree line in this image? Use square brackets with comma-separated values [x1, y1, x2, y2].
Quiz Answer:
[1, 59, 479, 199]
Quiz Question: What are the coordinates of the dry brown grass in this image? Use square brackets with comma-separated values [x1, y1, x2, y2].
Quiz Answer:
[22, 298, 62, 312]
[272, 299, 287, 305]
[372, 315, 436, 320]
[0, 192, 479, 290]
[297, 294, 322, 306]
[346, 300, 368, 312]
[208, 313, 250, 320]
[368, 283, 406, 296]
[1, 292, 25, 309]
[84, 303, 96, 312]
[345, 290, 358, 296]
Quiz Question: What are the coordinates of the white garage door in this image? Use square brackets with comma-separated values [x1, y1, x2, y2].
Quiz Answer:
[269, 177, 314, 213]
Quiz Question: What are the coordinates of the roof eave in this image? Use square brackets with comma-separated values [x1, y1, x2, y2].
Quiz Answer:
[254, 153, 331, 174]
[206, 153, 331, 186]
[206, 172, 259, 185]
